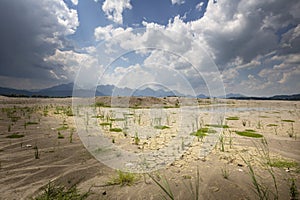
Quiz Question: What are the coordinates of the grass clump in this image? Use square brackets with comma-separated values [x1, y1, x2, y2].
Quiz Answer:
[57, 132, 64, 139]
[110, 118, 125, 121]
[107, 170, 138, 186]
[100, 122, 111, 126]
[206, 124, 229, 129]
[191, 128, 216, 137]
[34, 181, 89, 200]
[268, 159, 298, 169]
[109, 128, 122, 132]
[91, 115, 104, 118]
[226, 116, 239, 120]
[149, 167, 202, 200]
[154, 125, 170, 130]
[235, 129, 263, 138]
[221, 166, 230, 179]
[289, 178, 299, 200]
[148, 174, 174, 200]
[282, 119, 295, 123]
[6, 133, 24, 138]
[25, 121, 39, 125]
[267, 124, 278, 127]
[56, 125, 68, 131]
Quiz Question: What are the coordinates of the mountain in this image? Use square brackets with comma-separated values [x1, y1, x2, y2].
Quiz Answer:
[230, 94, 300, 100]
[0, 87, 32, 96]
[0, 84, 299, 100]
[196, 94, 208, 99]
[37, 83, 74, 97]
[270, 94, 300, 100]
[96, 84, 185, 97]
[0, 83, 185, 98]
[225, 93, 246, 98]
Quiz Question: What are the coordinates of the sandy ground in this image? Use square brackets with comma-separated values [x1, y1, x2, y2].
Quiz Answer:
[0, 96, 299, 200]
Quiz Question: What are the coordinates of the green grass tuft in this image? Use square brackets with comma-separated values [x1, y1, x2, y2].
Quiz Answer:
[107, 170, 138, 186]
[154, 125, 170, 130]
[110, 118, 125, 121]
[268, 159, 298, 168]
[109, 128, 122, 132]
[99, 122, 111, 126]
[25, 121, 39, 125]
[235, 130, 263, 138]
[282, 119, 295, 123]
[56, 125, 68, 131]
[6, 133, 24, 138]
[191, 128, 216, 137]
[226, 116, 239, 120]
[57, 132, 64, 139]
[267, 124, 278, 127]
[206, 124, 229, 128]
[34, 181, 89, 200]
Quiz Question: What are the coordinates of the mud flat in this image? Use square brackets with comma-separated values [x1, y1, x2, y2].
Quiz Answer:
[0, 96, 299, 199]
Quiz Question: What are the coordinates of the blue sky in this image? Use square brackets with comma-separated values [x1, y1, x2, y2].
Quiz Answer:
[0, 0, 299, 96]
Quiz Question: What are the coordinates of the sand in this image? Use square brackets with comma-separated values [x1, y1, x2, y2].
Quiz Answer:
[0, 97, 299, 199]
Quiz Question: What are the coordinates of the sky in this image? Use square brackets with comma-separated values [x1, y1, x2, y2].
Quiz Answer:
[0, 0, 299, 96]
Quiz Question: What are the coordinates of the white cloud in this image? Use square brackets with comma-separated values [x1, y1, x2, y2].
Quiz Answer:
[43, 0, 79, 36]
[44, 49, 99, 86]
[170, 0, 185, 5]
[102, 0, 132, 24]
[70, 0, 78, 5]
[196, 2, 204, 11]
[91, 0, 300, 96]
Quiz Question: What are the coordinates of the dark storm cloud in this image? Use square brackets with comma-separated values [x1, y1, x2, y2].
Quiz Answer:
[0, 0, 78, 87]
[195, 0, 300, 66]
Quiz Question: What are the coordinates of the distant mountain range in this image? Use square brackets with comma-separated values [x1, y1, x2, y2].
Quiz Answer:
[0, 83, 184, 98]
[0, 83, 299, 100]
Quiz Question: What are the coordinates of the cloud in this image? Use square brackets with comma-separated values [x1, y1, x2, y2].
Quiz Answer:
[190, 0, 300, 66]
[93, 0, 300, 95]
[0, 0, 79, 89]
[93, 15, 224, 96]
[196, 2, 204, 11]
[2, 0, 298, 96]
[101, 0, 132, 24]
[71, 0, 78, 5]
[170, 0, 185, 5]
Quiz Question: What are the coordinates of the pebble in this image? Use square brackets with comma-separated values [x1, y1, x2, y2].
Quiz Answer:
[210, 186, 220, 192]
